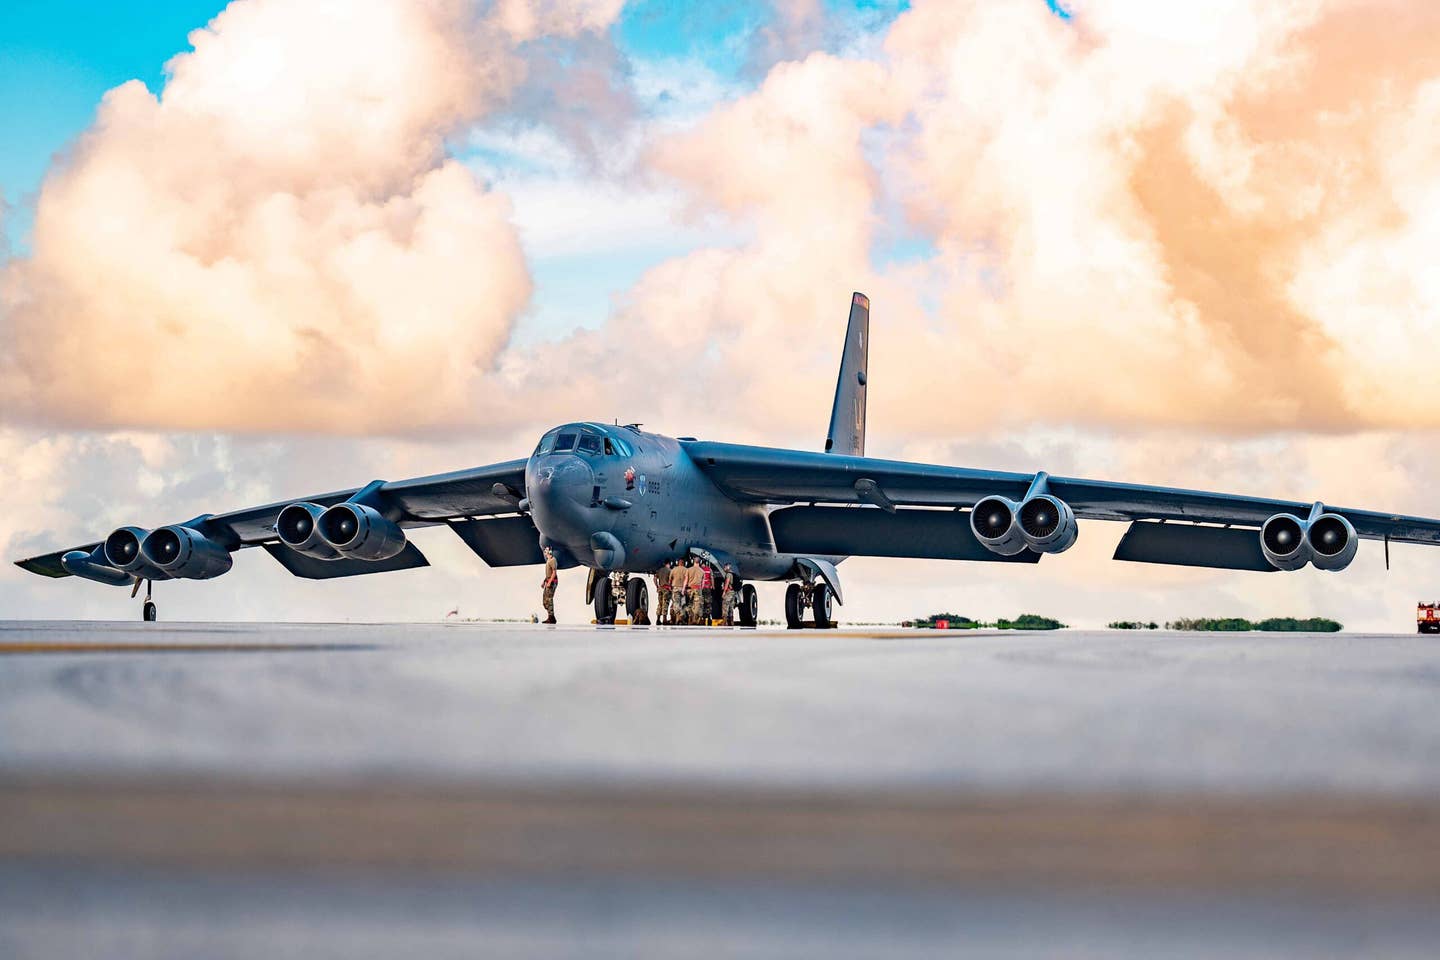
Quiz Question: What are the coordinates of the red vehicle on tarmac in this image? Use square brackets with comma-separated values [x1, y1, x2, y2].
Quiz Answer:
[1418, 603, 1440, 634]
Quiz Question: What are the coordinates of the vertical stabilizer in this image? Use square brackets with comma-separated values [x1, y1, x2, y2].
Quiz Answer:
[825, 292, 870, 456]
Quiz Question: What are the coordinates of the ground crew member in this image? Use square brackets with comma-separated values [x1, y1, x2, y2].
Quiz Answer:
[655, 561, 672, 625]
[698, 561, 715, 624]
[686, 558, 705, 625]
[540, 547, 558, 624]
[669, 558, 689, 624]
[721, 564, 736, 624]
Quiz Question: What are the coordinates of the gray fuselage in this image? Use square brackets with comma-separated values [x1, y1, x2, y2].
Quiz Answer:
[524, 423, 800, 581]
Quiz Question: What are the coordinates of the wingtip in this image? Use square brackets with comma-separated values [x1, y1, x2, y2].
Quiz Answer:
[851, 291, 870, 309]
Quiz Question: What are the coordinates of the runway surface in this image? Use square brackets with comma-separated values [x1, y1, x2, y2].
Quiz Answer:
[3, 621, 1439, 957]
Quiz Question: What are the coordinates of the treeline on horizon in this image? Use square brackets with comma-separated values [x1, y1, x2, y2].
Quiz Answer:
[901, 613, 1343, 632]
[905, 613, 1067, 631]
[1109, 617, 1343, 632]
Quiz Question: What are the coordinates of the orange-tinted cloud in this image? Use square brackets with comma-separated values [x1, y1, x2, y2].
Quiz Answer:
[0, 0, 622, 434]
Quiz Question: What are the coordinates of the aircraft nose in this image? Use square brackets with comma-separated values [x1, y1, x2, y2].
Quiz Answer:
[529, 455, 596, 543]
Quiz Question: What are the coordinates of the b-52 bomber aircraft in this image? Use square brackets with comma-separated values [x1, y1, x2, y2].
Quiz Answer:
[18, 292, 1440, 625]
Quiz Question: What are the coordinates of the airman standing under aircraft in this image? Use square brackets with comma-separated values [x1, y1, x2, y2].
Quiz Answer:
[669, 559, 689, 625]
[655, 561, 672, 625]
[687, 558, 705, 625]
[540, 547, 557, 624]
[699, 561, 715, 625]
[721, 564, 736, 625]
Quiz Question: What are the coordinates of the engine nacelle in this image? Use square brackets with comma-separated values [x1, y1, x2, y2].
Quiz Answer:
[317, 502, 407, 561]
[1261, 514, 1312, 571]
[971, 496, 1028, 556]
[61, 549, 134, 586]
[1018, 494, 1078, 554]
[1307, 513, 1358, 572]
[104, 526, 156, 575]
[141, 525, 234, 580]
[276, 502, 341, 559]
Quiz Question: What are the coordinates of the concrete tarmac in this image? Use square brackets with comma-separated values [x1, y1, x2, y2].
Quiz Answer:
[3, 620, 1439, 957]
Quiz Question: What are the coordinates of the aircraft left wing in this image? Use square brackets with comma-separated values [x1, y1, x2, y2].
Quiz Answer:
[684, 441, 1440, 571]
[15, 458, 535, 584]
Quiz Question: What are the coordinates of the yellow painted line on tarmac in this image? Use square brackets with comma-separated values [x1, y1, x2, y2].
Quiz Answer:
[0, 642, 370, 655]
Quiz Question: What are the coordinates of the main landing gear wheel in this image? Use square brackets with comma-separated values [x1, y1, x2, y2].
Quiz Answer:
[143, 601, 157, 622]
[785, 583, 804, 630]
[626, 577, 649, 622]
[594, 580, 617, 624]
[739, 583, 758, 627]
[812, 583, 833, 629]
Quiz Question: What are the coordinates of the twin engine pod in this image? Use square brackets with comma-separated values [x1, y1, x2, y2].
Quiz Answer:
[102, 524, 233, 580]
[275, 501, 408, 562]
[970, 494, 1078, 556]
[1260, 511, 1358, 572]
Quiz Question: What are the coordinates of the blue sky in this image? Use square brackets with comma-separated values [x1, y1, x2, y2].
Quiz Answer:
[0, 1, 913, 240]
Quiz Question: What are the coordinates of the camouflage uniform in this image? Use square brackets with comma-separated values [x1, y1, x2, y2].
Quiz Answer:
[687, 562, 706, 624]
[540, 552, 558, 624]
[669, 562, 689, 624]
[698, 563, 715, 625]
[721, 568, 736, 624]
[655, 564, 671, 625]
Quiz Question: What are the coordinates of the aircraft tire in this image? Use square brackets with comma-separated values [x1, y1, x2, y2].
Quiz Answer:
[594, 583, 616, 624]
[739, 584, 758, 627]
[813, 583, 833, 629]
[142, 601, 157, 622]
[784, 583, 804, 629]
[626, 578, 648, 621]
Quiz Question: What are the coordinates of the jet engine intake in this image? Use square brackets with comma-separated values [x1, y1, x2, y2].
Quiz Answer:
[104, 526, 154, 574]
[971, 496, 1028, 556]
[140, 525, 234, 579]
[276, 502, 341, 559]
[1307, 513, 1358, 572]
[317, 502, 407, 561]
[1260, 514, 1312, 571]
[1018, 494, 1078, 554]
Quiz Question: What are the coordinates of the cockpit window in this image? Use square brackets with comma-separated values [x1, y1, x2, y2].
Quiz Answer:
[554, 432, 577, 452]
[577, 433, 602, 455]
[534, 431, 557, 456]
[603, 438, 615, 456]
[610, 436, 633, 457]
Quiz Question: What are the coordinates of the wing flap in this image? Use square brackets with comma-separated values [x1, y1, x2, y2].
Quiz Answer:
[770, 506, 1041, 563]
[448, 516, 544, 567]
[1113, 522, 1275, 572]
[262, 542, 430, 580]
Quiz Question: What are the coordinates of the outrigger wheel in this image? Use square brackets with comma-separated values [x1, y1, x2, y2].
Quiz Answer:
[136, 578, 157, 622]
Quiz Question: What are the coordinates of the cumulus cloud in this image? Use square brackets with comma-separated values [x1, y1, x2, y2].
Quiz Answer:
[0, 0, 622, 434]
[586, 0, 1440, 438]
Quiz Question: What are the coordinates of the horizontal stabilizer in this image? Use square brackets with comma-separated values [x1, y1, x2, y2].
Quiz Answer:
[770, 506, 1041, 563]
[263, 541, 430, 579]
[449, 516, 545, 567]
[1113, 522, 1274, 572]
